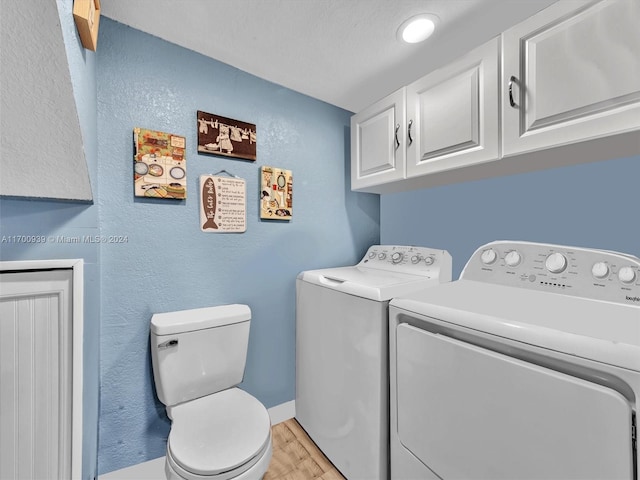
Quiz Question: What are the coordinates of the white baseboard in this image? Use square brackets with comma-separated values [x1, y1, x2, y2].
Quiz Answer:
[99, 457, 165, 479]
[268, 399, 295, 425]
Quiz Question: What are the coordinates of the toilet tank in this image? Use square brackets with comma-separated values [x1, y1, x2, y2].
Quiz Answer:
[150, 304, 251, 406]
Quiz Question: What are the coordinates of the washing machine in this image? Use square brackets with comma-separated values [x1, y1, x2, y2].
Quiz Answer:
[296, 245, 452, 480]
[389, 240, 640, 480]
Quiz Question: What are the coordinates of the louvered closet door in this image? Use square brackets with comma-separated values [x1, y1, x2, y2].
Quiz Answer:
[0, 269, 73, 479]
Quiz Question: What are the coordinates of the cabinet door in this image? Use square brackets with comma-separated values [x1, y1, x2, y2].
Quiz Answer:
[351, 88, 406, 191]
[502, 0, 640, 156]
[406, 37, 499, 177]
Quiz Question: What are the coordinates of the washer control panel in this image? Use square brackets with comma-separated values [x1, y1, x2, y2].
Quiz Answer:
[462, 241, 640, 305]
[359, 245, 452, 281]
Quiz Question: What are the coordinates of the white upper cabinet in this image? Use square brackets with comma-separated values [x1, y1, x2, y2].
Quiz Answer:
[351, 0, 640, 194]
[502, 0, 640, 156]
[406, 37, 499, 177]
[351, 88, 406, 190]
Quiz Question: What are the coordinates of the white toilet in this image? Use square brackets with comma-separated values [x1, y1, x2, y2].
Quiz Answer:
[150, 304, 273, 480]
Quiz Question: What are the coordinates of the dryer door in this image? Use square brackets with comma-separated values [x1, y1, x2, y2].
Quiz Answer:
[395, 323, 635, 480]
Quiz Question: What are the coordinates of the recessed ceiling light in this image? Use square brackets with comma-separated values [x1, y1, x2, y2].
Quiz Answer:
[398, 14, 438, 44]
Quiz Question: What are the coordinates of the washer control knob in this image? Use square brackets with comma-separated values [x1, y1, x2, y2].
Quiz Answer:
[545, 252, 567, 274]
[505, 250, 522, 267]
[424, 256, 435, 266]
[480, 249, 498, 265]
[591, 262, 609, 279]
[368, 251, 376, 259]
[391, 252, 403, 264]
[411, 255, 421, 264]
[378, 252, 387, 260]
[618, 266, 636, 284]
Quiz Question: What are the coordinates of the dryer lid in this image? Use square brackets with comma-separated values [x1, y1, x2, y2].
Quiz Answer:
[168, 388, 271, 476]
[391, 280, 640, 371]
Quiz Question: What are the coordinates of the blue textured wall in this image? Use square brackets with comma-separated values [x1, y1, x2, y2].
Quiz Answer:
[0, 1, 100, 479]
[96, 18, 379, 474]
[381, 155, 640, 277]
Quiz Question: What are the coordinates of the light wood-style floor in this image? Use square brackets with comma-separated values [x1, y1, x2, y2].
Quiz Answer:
[264, 419, 346, 480]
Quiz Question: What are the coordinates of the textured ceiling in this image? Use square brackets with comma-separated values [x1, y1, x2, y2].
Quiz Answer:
[101, 0, 558, 112]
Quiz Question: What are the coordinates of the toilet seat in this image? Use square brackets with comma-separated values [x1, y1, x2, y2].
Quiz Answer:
[167, 388, 272, 479]
[166, 436, 272, 480]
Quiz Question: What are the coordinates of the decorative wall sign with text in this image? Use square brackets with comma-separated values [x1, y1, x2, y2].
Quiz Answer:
[200, 175, 247, 233]
[133, 127, 186, 199]
[260, 166, 292, 220]
[197, 110, 256, 161]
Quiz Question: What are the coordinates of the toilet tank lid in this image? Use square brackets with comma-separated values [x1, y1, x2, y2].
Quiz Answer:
[151, 304, 251, 335]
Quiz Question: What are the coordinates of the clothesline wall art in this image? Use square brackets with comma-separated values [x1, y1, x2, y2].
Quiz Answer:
[133, 127, 187, 199]
[260, 166, 292, 220]
[197, 110, 257, 161]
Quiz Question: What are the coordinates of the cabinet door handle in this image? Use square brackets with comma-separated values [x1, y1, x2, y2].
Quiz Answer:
[407, 120, 413, 146]
[508, 75, 518, 108]
[394, 123, 400, 149]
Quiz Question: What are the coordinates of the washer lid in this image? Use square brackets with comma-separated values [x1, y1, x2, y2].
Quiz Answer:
[297, 266, 441, 301]
[168, 388, 271, 476]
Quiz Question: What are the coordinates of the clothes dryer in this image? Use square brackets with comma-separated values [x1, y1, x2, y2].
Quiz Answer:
[390, 241, 640, 480]
[296, 245, 452, 480]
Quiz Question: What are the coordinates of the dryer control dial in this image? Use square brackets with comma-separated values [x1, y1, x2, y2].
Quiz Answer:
[618, 266, 636, 284]
[591, 262, 609, 279]
[378, 253, 387, 260]
[545, 252, 567, 274]
[505, 250, 522, 267]
[411, 255, 421, 264]
[480, 249, 498, 265]
[391, 252, 404, 264]
[462, 241, 640, 305]
[424, 256, 435, 266]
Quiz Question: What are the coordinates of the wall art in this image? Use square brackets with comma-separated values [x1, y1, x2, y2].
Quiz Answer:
[133, 127, 186, 199]
[260, 166, 292, 220]
[197, 110, 257, 161]
[200, 173, 247, 233]
[73, 0, 100, 51]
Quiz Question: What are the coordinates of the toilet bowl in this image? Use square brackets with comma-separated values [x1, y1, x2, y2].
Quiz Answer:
[165, 388, 272, 480]
[150, 305, 273, 480]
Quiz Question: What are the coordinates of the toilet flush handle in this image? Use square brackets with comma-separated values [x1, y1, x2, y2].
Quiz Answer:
[158, 339, 179, 349]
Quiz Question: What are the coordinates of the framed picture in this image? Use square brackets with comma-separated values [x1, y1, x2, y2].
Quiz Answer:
[197, 110, 256, 161]
[73, 0, 101, 51]
[133, 127, 186, 199]
[200, 174, 247, 233]
[260, 166, 292, 220]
